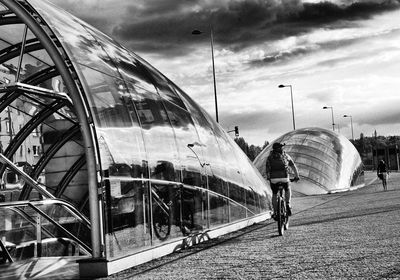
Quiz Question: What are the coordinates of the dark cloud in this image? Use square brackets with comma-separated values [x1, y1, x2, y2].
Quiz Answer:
[285, 1, 400, 23]
[110, 0, 400, 56]
[250, 46, 314, 66]
[249, 26, 400, 67]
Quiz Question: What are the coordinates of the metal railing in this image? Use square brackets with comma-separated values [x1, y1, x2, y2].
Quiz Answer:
[0, 198, 92, 263]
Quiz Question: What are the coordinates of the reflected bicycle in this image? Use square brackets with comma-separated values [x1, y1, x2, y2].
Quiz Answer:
[152, 186, 195, 240]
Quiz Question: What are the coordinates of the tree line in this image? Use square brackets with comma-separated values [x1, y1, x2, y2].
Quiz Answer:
[234, 137, 268, 161]
[352, 133, 400, 156]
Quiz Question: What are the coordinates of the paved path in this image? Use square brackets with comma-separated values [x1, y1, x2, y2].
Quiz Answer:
[109, 171, 400, 279]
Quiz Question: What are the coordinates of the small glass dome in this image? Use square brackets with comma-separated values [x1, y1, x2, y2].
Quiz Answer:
[254, 127, 364, 195]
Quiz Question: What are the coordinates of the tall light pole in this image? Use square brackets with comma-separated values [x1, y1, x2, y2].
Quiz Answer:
[192, 26, 219, 123]
[322, 106, 335, 131]
[278, 84, 296, 130]
[343, 114, 354, 141]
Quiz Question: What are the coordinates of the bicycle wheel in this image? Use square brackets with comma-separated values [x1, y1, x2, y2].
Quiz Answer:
[152, 204, 171, 240]
[277, 197, 285, 236]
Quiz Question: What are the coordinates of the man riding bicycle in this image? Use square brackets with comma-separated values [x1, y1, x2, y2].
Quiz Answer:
[266, 142, 299, 220]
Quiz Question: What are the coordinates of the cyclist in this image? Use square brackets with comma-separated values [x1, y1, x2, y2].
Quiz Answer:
[266, 142, 299, 220]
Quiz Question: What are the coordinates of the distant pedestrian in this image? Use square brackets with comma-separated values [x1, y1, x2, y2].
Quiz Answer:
[377, 159, 388, 191]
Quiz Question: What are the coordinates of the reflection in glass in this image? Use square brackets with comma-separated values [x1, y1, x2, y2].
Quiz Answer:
[105, 177, 150, 258]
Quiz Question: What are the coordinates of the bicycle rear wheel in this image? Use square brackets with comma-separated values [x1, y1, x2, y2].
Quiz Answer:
[277, 197, 285, 236]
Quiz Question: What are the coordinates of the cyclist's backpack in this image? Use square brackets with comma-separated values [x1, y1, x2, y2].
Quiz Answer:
[267, 152, 289, 179]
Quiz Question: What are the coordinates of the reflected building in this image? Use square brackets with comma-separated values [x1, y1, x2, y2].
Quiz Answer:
[254, 127, 364, 195]
[0, 0, 272, 277]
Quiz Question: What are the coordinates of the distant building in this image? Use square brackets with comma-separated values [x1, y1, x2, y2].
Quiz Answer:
[0, 103, 41, 166]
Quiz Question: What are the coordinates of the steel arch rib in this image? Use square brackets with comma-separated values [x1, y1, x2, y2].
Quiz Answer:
[0, 90, 22, 114]
[22, 65, 58, 85]
[55, 154, 86, 198]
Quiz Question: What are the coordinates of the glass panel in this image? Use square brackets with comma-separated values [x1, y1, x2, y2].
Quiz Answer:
[122, 75, 180, 182]
[151, 184, 204, 243]
[162, 101, 203, 186]
[208, 182, 229, 226]
[28, 0, 119, 77]
[0, 24, 26, 45]
[105, 178, 151, 258]
[151, 183, 180, 242]
[78, 66, 132, 128]
[172, 86, 233, 228]
[83, 25, 157, 94]
[228, 183, 247, 221]
[139, 62, 186, 110]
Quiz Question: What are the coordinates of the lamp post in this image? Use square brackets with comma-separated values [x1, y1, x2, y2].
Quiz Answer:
[192, 26, 219, 123]
[343, 114, 354, 141]
[322, 106, 335, 131]
[278, 84, 296, 130]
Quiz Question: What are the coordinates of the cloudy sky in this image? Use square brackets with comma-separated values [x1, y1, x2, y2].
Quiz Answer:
[49, 0, 400, 146]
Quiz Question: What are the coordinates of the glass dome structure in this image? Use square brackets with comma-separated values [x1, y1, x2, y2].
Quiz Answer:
[254, 127, 364, 195]
[0, 0, 271, 276]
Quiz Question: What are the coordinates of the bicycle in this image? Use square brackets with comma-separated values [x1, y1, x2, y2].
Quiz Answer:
[274, 178, 297, 236]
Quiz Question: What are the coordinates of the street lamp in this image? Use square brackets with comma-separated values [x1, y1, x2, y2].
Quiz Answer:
[343, 114, 354, 141]
[278, 84, 296, 130]
[322, 106, 335, 131]
[192, 26, 219, 123]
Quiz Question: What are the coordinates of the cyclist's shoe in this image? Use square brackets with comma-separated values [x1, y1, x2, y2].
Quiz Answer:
[287, 205, 292, 216]
[272, 213, 278, 221]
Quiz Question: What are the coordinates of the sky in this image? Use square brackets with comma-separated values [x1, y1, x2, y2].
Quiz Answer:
[48, 0, 400, 146]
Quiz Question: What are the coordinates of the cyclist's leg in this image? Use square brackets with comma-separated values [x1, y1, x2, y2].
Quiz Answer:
[270, 183, 279, 217]
[284, 182, 292, 215]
